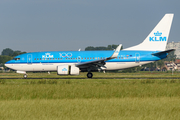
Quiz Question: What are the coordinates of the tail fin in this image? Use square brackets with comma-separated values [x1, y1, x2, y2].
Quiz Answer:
[125, 14, 174, 51]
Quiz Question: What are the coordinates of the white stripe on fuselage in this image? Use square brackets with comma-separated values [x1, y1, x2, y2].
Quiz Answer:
[5, 61, 153, 71]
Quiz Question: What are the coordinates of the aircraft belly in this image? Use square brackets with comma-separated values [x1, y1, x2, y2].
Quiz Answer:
[105, 61, 153, 70]
[9, 63, 76, 72]
[23, 63, 57, 71]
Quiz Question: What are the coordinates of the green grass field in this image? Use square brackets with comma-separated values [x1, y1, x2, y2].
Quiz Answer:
[0, 72, 180, 120]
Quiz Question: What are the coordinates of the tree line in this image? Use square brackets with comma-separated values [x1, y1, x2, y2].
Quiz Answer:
[85, 44, 123, 51]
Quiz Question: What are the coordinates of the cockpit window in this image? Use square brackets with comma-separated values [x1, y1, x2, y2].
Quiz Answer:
[13, 58, 20, 60]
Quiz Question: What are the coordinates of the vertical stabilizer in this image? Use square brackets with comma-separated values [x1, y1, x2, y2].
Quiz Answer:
[125, 14, 174, 51]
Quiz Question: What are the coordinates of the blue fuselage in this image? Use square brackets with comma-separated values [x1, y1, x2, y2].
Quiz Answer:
[6, 50, 167, 67]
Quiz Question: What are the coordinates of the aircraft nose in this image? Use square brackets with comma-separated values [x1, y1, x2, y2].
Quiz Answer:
[4, 63, 9, 68]
[4, 61, 11, 68]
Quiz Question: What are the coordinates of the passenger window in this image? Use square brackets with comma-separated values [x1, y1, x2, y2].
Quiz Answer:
[35, 58, 36, 60]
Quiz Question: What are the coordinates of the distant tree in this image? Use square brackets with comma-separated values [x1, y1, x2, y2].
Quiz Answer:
[1, 48, 14, 56]
[164, 51, 176, 62]
[156, 60, 165, 71]
[1, 48, 26, 57]
[95, 47, 107, 50]
[12, 51, 26, 56]
[85, 44, 123, 51]
[85, 46, 95, 51]
[111, 44, 118, 50]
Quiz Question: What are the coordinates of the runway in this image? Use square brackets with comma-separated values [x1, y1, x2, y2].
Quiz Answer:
[1, 77, 180, 79]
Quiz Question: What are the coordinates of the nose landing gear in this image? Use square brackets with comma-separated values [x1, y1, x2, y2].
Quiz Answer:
[23, 74, 27, 79]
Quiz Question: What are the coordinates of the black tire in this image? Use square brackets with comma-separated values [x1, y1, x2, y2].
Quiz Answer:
[87, 72, 93, 78]
[24, 74, 27, 79]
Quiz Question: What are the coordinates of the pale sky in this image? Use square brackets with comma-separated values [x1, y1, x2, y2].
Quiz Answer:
[0, 0, 179, 53]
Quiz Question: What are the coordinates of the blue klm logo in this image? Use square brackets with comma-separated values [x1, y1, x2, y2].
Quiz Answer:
[149, 31, 166, 41]
[62, 68, 67, 71]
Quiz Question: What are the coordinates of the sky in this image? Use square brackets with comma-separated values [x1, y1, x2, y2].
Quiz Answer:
[0, 0, 180, 53]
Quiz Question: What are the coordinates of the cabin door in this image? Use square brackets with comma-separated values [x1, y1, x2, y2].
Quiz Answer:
[135, 53, 140, 63]
[27, 54, 32, 64]
[77, 56, 81, 63]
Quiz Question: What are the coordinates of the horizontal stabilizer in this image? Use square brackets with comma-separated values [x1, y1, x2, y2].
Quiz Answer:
[152, 49, 175, 56]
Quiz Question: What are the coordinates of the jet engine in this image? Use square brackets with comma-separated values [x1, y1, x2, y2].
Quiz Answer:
[57, 64, 79, 75]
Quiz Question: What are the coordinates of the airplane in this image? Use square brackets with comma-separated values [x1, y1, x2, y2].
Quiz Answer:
[5, 14, 174, 78]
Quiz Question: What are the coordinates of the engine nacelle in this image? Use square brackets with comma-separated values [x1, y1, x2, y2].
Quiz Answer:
[57, 64, 79, 75]
[70, 65, 80, 75]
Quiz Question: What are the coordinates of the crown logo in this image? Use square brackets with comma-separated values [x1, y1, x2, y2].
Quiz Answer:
[62, 68, 67, 71]
[154, 31, 162, 36]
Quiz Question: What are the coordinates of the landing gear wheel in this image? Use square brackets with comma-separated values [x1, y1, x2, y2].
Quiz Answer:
[24, 74, 27, 79]
[87, 72, 93, 78]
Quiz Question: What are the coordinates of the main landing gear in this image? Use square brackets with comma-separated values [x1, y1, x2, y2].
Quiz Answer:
[23, 74, 28, 79]
[87, 72, 93, 78]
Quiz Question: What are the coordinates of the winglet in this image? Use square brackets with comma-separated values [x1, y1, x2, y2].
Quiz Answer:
[110, 44, 122, 58]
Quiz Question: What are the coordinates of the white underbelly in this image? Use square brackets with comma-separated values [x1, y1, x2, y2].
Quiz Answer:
[6, 61, 153, 71]
[105, 61, 153, 70]
[6, 63, 75, 71]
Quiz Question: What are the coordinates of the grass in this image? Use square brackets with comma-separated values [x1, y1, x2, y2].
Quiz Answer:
[0, 98, 180, 120]
[0, 79, 180, 100]
[0, 72, 180, 119]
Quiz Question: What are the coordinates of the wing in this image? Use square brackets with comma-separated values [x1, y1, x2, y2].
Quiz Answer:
[76, 44, 122, 71]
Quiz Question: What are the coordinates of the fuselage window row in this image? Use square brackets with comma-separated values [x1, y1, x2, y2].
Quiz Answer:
[33, 56, 131, 61]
